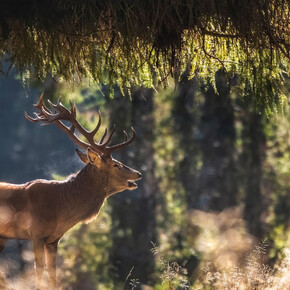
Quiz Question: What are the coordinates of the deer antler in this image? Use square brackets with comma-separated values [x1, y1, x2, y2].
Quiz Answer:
[25, 94, 136, 156]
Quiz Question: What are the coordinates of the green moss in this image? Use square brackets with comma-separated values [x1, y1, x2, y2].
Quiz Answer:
[0, 1, 289, 110]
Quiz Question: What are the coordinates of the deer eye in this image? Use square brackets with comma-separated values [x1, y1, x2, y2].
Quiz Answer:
[113, 164, 120, 168]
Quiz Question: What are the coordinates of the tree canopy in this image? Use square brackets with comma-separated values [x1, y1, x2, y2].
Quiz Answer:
[0, 0, 289, 108]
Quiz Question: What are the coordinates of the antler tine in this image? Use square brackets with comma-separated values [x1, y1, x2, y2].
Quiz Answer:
[90, 110, 101, 135]
[123, 130, 128, 142]
[105, 127, 136, 154]
[85, 110, 102, 144]
[69, 100, 77, 118]
[47, 98, 71, 117]
[48, 99, 103, 147]
[39, 106, 61, 123]
[101, 124, 116, 147]
[25, 93, 51, 122]
[34, 93, 46, 111]
[25, 94, 92, 151]
[24, 111, 40, 123]
[47, 98, 108, 153]
[25, 94, 137, 157]
[99, 128, 107, 145]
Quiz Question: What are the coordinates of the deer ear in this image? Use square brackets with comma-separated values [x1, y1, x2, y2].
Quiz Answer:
[76, 149, 89, 164]
[87, 148, 103, 165]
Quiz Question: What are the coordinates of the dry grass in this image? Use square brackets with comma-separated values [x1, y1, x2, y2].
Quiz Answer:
[150, 242, 289, 290]
[195, 245, 289, 290]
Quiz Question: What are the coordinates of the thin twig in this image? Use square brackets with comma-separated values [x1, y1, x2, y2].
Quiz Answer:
[122, 266, 134, 290]
[201, 36, 233, 80]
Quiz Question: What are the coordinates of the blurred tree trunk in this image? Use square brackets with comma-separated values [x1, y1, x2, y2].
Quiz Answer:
[193, 70, 237, 211]
[172, 69, 199, 209]
[240, 106, 266, 238]
[107, 88, 158, 286]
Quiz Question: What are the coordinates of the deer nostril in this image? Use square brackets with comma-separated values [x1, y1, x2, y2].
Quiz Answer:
[137, 172, 142, 179]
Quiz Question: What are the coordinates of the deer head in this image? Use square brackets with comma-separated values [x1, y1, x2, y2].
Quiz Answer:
[77, 148, 141, 195]
[25, 94, 141, 196]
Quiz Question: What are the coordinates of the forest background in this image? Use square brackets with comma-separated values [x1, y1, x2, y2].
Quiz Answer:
[0, 68, 289, 289]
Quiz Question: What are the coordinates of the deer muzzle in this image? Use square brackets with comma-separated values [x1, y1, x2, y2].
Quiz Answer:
[127, 172, 142, 189]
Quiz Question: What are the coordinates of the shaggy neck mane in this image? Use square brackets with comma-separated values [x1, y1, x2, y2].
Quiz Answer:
[58, 163, 108, 223]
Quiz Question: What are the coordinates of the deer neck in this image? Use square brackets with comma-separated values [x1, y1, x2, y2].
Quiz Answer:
[61, 163, 108, 223]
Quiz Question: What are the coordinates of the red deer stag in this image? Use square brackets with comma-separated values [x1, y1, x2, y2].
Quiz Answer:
[0, 94, 141, 289]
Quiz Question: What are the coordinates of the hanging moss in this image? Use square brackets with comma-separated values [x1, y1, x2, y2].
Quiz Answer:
[0, 0, 289, 109]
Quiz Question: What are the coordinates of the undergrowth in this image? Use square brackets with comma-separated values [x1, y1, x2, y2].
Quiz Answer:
[147, 241, 289, 290]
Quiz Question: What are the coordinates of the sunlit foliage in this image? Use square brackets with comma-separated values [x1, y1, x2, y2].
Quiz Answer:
[0, 0, 289, 108]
